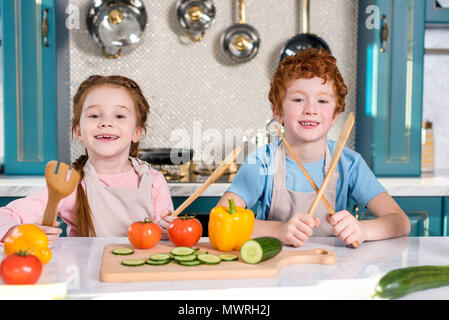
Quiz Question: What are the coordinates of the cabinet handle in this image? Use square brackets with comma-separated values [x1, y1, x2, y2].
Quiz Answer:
[380, 15, 388, 53]
[42, 9, 49, 47]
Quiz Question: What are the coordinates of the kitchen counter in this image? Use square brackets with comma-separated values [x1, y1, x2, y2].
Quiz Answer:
[1, 169, 449, 197]
[2, 236, 449, 300]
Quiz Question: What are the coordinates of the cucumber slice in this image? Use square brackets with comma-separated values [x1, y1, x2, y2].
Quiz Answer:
[218, 254, 239, 261]
[178, 260, 202, 266]
[149, 253, 171, 261]
[146, 259, 171, 266]
[112, 248, 134, 255]
[121, 259, 146, 267]
[194, 250, 208, 255]
[171, 247, 195, 256]
[240, 237, 282, 264]
[197, 254, 221, 265]
[192, 247, 200, 251]
[173, 254, 197, 262]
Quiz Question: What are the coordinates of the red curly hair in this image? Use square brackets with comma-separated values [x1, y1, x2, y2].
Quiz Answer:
[269, 48, 348, 118]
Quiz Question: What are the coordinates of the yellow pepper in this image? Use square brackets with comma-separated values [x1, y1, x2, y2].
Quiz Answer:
[208, 198, 255, 252]
[4, 224, 52, 265]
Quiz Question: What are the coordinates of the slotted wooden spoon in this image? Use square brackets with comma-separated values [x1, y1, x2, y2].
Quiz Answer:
[41, 161, 80, 227]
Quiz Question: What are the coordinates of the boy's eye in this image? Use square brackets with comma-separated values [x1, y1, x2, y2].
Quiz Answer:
[318, 99, 329, 104]
[293, 98, 304, 103]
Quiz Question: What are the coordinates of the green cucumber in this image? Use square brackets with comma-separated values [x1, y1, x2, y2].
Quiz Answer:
[149, 253, 171, 261]
[178, 260, 202, 266]
[121, 259, 146, 267]
[173, 254, 197, 262]
[197, 254, 221, 265]
[194, 250, 208, 255]
[112, 248, 134, 255]
[373, 265, 449, 299]
[218, 254, 238, 261]
[146, 259, 171, 266]
[240, 237, 282, 264]
[171, 247, 195, 256]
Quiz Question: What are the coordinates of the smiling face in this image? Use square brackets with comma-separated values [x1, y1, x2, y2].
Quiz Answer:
[74, 85, 143, 162]
[273, 77, 339, 145]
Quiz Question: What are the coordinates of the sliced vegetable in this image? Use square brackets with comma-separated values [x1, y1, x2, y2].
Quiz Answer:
[171, 247, 195, 256]
[178, 260, 202, 266]
[112, 248, 135, 255]
[197, 254, 221, 265]
[373, 265, 449, 299]
[146, 259, 171, 266]
[173, 254, 197, 262]
[195, 250, 209, 255]
[240, 237, 282, 264]
[149, 253, 171, 261]
[121, 259, 146, 267]
[219, 254, 239, 261]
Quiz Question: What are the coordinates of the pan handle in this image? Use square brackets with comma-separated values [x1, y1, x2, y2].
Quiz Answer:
[239, 0, 246, 24]
[380, 15, 388, 53]
[301, 0, 309, 34]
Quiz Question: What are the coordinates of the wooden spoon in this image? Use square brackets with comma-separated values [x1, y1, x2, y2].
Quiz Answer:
[306, 113, 359, 248]
[172, 146, 242, 217]
[41, 161, 80, 227]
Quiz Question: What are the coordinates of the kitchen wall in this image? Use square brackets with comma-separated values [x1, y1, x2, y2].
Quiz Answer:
[423, 27, 449, 170]
[67, 0, 359, 163]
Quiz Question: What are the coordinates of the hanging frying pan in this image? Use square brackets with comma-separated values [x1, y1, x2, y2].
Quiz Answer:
[221, 0, 260, 62]
[280, 0, 330, 63]
[176, 0, 216, 42]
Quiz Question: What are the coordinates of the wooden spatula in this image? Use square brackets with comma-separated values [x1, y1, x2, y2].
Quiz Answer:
[172, 146, 242, 217]
[41, 161, 80, 227]
[306, 113, 359, 248]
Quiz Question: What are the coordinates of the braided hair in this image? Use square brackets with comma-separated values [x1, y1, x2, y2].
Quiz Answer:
[71, 75, 150, 236]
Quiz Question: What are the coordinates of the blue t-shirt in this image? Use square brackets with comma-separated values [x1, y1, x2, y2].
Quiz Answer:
[227, 138, 386, 220]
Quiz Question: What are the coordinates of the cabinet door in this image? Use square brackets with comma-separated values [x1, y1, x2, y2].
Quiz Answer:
[356, 0, 426, 176]
[1, 0, 57, 174]
[426, 0, 449, 23]
[348, 196, 443, 236]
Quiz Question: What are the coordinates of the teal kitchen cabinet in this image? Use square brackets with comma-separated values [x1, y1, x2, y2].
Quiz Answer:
[356, 0, 426, 176]
[1, 0, 58, 174]
[444, 197, 449, 236]
[348, 197, 444, 236]
[426, 0, 449, 23]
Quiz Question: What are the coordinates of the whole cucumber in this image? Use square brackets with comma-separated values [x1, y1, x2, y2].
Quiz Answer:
[373, 265, 449, 299]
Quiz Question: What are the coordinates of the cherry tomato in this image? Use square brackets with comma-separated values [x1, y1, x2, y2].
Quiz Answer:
[127, 218, 162, 249]
[168, 215, 202, 247]
[0, 250, 42, 285]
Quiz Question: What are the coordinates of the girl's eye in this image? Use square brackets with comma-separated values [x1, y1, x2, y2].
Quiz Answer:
[116, 114, 126, 119]
[88, 114, 99, 118]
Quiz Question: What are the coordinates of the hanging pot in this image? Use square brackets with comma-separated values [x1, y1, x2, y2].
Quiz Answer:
[87, 0, 147, 59]
[280, 0, 330, 63]
[221, 0, 260, 62]
[176, 0, 216, 42]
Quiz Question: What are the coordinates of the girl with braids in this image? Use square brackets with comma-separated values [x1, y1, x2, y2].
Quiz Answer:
[0, 75, 175, 244]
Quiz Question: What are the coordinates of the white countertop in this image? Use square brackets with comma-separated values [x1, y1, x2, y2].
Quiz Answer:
[2, 236, 449, 300]
[1, 169, 449, 197]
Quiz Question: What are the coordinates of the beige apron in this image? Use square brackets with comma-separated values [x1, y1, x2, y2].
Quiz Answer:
[268, 142, 338, 236]
[83, 157, 154, 237]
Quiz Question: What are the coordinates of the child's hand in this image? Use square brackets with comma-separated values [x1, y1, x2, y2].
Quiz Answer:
[157, 209, 176, 240]
[280, 212, 320, 247]
[37, 223, 62, 248]
[326, 210, 364, 245]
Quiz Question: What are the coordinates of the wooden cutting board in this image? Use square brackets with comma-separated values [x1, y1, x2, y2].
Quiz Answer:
[100, 242, 337, 283]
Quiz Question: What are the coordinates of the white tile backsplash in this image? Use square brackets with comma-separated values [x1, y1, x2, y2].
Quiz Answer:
[423, 27, 449, 170]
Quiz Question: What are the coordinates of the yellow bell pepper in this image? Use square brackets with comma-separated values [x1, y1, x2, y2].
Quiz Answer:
[4, 224, 52, 265]
[208, 198, 255, 252]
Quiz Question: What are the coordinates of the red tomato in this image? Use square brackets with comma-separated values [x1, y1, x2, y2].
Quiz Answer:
[127, 218, 162, 249]
[168, 215, 202, 247]
[0, 251, 42, 285]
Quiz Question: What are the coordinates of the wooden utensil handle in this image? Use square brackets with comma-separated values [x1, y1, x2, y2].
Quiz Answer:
[41, 196, 61, 227]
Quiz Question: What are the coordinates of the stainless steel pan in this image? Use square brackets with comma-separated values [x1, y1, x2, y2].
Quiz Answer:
[221, 0, 260, 62]
[280, 0, 330, 62]
[87, 0, 147, 58]
[176, 0, 216, 42]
